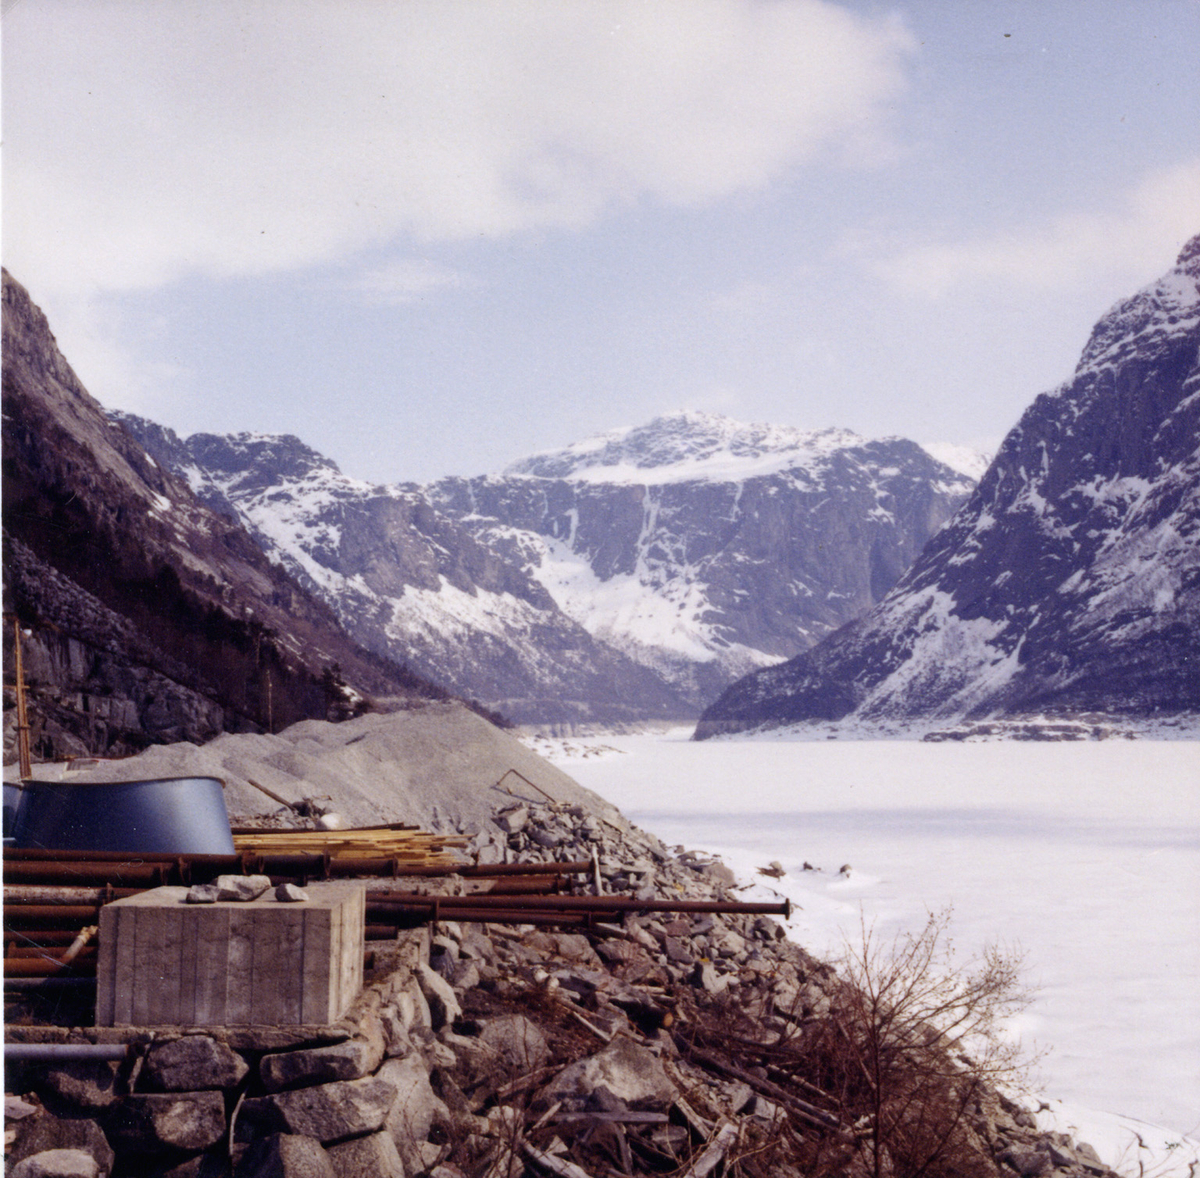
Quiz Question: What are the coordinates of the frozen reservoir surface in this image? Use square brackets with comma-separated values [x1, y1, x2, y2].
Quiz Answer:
[559, 731, 1200, 1175]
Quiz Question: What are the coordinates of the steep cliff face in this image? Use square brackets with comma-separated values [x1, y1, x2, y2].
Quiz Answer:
[696, 235, 1200, 737]
[1, 269, 440, 760]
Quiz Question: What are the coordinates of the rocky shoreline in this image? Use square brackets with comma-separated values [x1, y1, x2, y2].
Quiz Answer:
[6, 795, 1117, 1178]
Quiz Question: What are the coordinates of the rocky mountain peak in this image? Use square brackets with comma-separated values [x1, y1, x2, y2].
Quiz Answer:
[506, 411, 869, 484]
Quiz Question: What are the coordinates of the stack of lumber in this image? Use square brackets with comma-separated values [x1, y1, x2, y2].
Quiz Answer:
[231, 821, 468, 868]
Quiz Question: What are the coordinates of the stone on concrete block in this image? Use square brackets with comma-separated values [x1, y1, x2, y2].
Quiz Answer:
[9, 1150, 99, 1178]
[215, 875, 273, 901]
[235, 1134, 336, 1178]
[184, 885, 220, 904]
[145, 1036, 249, 1091]
[275, 883, 310, 903]
[326, 1130, 406, 1177]
[106, 1092, 225, 1154]
[237, 1077, 397, 1146]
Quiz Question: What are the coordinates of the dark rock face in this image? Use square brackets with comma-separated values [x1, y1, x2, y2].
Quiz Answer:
[696, 235, 1200, 737]
[122, 409, 972, 722]
[1, 270, 443, 761]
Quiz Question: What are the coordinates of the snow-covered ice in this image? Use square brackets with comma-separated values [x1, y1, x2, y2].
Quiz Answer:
[554, 730, 1200, 1176]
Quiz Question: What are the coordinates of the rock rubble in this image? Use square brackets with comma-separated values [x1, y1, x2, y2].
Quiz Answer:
[6, 803, 1118, 1178]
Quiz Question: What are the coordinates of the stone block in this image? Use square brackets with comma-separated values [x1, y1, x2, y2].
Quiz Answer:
[145, 1036, 249, 1091]
[326, 1131, 405, 1177]
[105, 1092, 225, 1154]
[9, 1150, 99, 1178]
[96, 885, 364, 1027]
[237, 1077, 397, 1146]
[259, 1033, 384, 1093]
[8, 1113, 114, 1176]
[235, 1134, 336, 1178]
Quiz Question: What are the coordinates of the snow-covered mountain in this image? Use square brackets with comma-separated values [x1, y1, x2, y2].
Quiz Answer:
[120, 410, 973, 723]
[430, 413, 973, 705]
[116, 420, 690, 726]
[695, 234, 1200, 738]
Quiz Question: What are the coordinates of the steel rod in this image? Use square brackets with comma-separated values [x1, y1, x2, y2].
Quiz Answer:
[3, 958, 96, 978]
[3, 976, 96, 990]
[4, 887, 140, 905]
[365, 892, 791, 918]
[5, 1043, 130, 1062]
[4, 906, 103, 926]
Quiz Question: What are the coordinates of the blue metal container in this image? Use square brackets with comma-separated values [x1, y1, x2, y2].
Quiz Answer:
[10, 776, 234, 854]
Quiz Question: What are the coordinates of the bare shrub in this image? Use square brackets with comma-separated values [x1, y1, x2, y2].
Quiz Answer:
[813, 907, 1036, 1178]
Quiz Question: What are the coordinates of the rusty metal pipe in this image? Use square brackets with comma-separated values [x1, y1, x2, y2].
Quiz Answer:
[4, 905, 102, 926]
[7, 946, 97, 960]
[3, 958, 96, 978]
[481, 876, 560, 895]
[4, 930, 86, 947]
[2, 861, 168, 886]
[367, 908, 594, 928]
[365, 892, 792, 918]
[460, 860, 590, 877]
[3, 976, 96, 991]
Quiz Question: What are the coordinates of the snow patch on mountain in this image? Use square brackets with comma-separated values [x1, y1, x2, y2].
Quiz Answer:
[920, 442, 993, 482]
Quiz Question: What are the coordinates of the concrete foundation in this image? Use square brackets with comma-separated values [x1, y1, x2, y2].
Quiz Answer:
[95, 884, 365, 1027]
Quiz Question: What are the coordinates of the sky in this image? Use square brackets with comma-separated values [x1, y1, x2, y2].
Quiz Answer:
[3, 1, 1198, 486]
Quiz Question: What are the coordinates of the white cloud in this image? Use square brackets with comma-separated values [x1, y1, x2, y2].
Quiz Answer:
[347, 259, 470, 306]
[874, 159, 1200, 298]
[2, 0, 914, 301]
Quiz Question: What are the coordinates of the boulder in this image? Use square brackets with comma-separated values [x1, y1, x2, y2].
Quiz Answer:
[477, 1014, 549, 1073]
[495, 807, 528, 834]
[235, 1134, 336, 1178]
[380, 1055, 444, 1172]
[8, 1113, 114, 1176]
[259, 1029, 384, 1093]
[326, 1130, 405, 1177]
[237, 1077, 397, 1146]
[541, 1038, 678, 1112]
[37, 1062, 120, 1111]
[9, 1150, 99, 1178]
[105, 1092, 225, 1154]
[145, 1036, 249, 1091]
[1000, 1145, 1052, 1177]
[416, 962, 461, 1029]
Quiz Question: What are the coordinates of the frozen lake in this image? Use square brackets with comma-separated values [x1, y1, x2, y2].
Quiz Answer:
[560, 731, 1200, 1159]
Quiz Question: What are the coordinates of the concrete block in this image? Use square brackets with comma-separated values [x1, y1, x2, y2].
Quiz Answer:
[96, 885, 364, 1027]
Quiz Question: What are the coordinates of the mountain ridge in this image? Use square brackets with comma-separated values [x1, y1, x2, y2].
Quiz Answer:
[118, 407, 975, 722]
[695, 233, 1200, 738]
